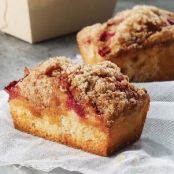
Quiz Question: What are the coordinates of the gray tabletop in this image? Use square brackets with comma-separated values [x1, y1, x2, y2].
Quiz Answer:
[0, 0, 173, 173]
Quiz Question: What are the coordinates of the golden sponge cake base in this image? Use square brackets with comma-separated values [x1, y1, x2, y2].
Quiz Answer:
[9, 97, 149, 156]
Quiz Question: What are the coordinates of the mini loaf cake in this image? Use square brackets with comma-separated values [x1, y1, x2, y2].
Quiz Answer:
[77, 5, 174, 82]
[5, 57, 150, 156]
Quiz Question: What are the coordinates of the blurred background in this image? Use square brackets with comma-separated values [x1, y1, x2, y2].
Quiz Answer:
[0, 0, 173, 89]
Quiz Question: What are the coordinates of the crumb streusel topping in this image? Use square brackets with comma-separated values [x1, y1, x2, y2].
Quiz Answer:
[18, 57, 148, 121]
[92, 5, 174, 57]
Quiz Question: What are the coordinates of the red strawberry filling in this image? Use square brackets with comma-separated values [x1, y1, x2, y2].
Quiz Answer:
[167, 18, 174, 25]
[4, 81, 20, 100]
[59, 75, 70, 90]
[116, 75, 124, 82]
[100, 31, 115, 42]
[59, 76, 86, 118]
[98, 46, 111, 57]
[66, 93, 85, 118]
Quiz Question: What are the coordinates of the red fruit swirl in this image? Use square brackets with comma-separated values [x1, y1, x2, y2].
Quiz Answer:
[66, 94, 85, 118]
[100, 31, 115, 42]
[167, 18, 174, 25]
[4, 81, 20, 100]
[98, 46, 111, 57]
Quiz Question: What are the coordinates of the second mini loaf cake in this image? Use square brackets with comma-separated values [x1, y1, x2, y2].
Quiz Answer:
[77, 5, 174, 82]
[6, 57, 150, 156]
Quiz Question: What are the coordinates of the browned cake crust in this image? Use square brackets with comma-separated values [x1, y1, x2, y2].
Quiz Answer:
[6, 57, 150, 156]
[77, 5, 174, 82]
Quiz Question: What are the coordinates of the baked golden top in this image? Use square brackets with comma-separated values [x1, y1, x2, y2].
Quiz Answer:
[16, 57, 148, 121]
[78, 5, 174, 57]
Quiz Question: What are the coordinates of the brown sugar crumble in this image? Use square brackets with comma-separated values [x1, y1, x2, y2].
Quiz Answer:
[96, 5, 174, 57]
[16, 57, 148, 121]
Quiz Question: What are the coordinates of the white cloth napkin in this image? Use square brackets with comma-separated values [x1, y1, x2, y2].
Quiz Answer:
[0, 79, 174, 174]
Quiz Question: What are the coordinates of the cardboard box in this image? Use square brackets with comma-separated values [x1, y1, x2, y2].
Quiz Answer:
[0, 0, 116, 43]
